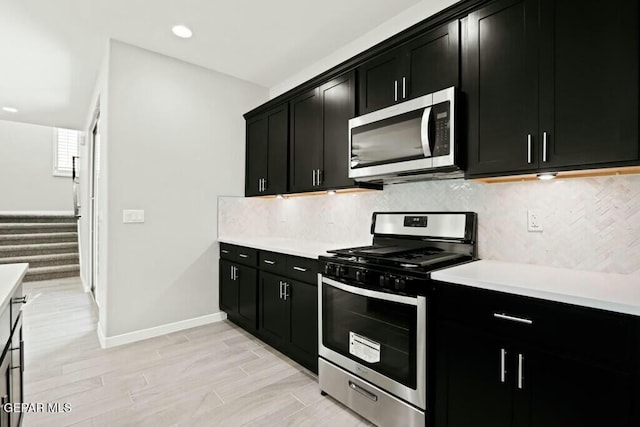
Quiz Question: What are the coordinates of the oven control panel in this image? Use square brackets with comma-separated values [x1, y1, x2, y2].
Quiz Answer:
[322, 261, 427, 296]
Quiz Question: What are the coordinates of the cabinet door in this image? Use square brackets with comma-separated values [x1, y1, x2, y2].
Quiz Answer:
[357, 49, 405, 114]
[219, 260, 237, 314]
[522, 351, 636, 427]
[290, 88, 323, 192]
[405, 20, 459, 100]
[434, 321, 513, 427]
[266, 105, 288, 195]
[538, 0, 638, 169]
[259, 272, 289, 346]
[287, 279, 318, 372]
[9, 324, 22, 427]
[236, 265, 257, 331]
[319, 72, 355, 189]
[466, 0, 539, 177]
[0, 349, 10, 427]
[245, 115, 268, 197]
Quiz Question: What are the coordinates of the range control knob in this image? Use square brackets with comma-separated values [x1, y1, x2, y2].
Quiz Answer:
[379, 275, 390, 288]
[336, 266, 347, 278]
[355, 270, 366, 282]
[394, 277, 407, 291]
[324, 263, 335, 276]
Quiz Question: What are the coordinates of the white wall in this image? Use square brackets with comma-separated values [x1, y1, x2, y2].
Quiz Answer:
[0, 119, 74, 211]
[269, 0, 459, 98]
[102, 40, 267, 338]
[219, 175, 640, 276]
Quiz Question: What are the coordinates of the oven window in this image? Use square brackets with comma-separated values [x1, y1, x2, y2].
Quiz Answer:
[351, 109, 427, 169]
[322, 283, 417, 389]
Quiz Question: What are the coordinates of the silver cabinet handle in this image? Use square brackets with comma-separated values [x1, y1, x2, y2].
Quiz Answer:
[542, 132, 548, 162]
[284, 282, 290, 301]
[279, 281, 284, 299]
[527, 134, 532, 164]
[518, 354, 524, 389]
[402, 77, 406, 99]
[263, 178, 267, 191]
[316, 169, 322, 186]
[293, 266, 307, 272]
[493, 313, 533, 325]
[394, 80, 398, 102]
[312, 169, 316, 186]
[230, 265, 235, 280]
[234, 266, 238, 280]
[349, 381, 378, 402]
[500, 348, 507, 383]
[239, 254, 249, 258]
[221, 249, 230, 254]
[258, 178, 262, 192]
[264, 260, 276, 265]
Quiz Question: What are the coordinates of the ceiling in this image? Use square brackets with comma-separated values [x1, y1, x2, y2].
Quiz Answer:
[0, 0, 423, 130]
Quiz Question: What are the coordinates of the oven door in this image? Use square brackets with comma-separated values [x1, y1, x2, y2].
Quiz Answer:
[319, 276, 426, 410]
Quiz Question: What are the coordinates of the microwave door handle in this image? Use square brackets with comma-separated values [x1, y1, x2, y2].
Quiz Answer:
[420, 106, 432, 157]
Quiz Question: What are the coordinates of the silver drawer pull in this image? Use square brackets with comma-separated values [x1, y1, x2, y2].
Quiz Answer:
[264, 260, 276, 265]
[518, 353, 524, 389]
[221, 249, 230, 254]
[239, 254, 249, 258]
[349, 381, 378, 402]
[293, 266, 307, 272]
[493, 313, 533, 325]
[500, 348, 507, 383]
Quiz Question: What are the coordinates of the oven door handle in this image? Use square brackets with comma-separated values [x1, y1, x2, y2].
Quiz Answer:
[322, 276, 418, 306]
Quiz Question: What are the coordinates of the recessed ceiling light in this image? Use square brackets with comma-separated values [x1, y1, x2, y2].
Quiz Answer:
[2, 107, 18, 113]
[172, 25, 193, 39]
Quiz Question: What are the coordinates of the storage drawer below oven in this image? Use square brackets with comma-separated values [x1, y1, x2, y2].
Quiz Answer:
[318, 358, 424, 427]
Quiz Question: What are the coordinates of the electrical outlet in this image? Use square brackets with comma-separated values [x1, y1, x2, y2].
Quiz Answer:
[123, 209, 145, 224]
[527, 209, 543, 232]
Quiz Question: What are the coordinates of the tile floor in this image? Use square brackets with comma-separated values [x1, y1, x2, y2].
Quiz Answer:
[21, 277, 371, 426]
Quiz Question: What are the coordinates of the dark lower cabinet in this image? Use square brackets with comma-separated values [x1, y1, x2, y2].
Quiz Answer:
[219, 259, 257, 332]
[258, 272, 318, 373]
[434, 283, 640, 427]
[220, 244, 318, 373]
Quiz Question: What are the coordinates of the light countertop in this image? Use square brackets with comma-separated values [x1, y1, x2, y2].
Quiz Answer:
[431, 260, 640, 316]
[0, 263, 28, 313]
[218, 236, 370, 259]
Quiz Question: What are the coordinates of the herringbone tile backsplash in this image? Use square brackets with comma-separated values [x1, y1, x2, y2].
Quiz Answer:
[218, 175, 640, 274]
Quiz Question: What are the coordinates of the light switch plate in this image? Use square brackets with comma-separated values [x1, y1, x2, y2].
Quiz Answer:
[527, 209, 543, 232]
[123, 209, 145, 224]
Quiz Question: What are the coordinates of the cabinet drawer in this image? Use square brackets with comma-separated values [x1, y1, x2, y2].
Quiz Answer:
[219, 243, 258, 267]
[435, 283, 636, 371]
[285, 256, 318, 284]
[259, 251, 287, 275]
[219, 243, 235, 260]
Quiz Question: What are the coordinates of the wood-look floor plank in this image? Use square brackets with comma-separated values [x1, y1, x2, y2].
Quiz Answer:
[22, 277, 371, 427]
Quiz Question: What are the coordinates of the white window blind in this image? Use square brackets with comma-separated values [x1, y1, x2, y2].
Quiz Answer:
[53, 128, 79, 177]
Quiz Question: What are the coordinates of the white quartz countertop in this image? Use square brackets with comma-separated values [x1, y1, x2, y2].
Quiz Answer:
[431, 260, 640, 316]
[218, 236, 370, 259]
[0, 263, 28, 312]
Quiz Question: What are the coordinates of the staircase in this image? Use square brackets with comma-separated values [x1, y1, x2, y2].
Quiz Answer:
[0, 214, 80, 282]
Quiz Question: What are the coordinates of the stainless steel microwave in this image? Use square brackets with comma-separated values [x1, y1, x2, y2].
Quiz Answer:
[348, 86, 460, 183]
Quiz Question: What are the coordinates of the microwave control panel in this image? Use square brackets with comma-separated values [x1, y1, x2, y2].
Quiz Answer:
[432, 101, 451, 157]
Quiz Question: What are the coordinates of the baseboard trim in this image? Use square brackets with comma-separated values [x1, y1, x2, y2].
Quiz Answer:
[96, 312, 228, 349]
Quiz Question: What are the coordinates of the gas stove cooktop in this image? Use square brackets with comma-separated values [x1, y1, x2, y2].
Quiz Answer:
[320, 212, 478, 295]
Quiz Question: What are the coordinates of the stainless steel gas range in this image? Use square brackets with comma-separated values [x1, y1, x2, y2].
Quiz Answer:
[318, 212, 478, 427]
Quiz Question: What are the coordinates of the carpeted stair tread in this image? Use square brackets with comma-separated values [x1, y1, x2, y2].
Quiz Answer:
[0, 223, 77, 234]
[0, 253, 79, 268]
[23, 264, 80, 282]
[0, 232, 78, 246]
[0, 214, 76, 224]
[0, 242, 78, 257]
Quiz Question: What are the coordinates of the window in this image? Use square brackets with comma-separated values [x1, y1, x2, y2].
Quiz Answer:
[53, 128, 79, 177]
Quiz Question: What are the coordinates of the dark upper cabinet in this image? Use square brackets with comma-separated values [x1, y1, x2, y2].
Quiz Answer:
[320, 73, 356, 189]
[537, 0, 639, 170]
[466, 0, 639, 178]
[245, 104, 288, 196]
[290, 72, 357, 192]
[290, 88, 323, 193]
[358, 20, 460, 115]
